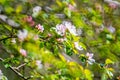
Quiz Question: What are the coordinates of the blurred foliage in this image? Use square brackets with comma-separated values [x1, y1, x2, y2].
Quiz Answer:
[0, 0, 120, 80]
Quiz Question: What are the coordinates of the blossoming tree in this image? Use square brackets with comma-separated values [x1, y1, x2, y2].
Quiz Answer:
[0, 0, 120, 80]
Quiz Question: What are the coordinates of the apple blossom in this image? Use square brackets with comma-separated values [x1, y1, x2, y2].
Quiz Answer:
[74, 42, 83, 50]
[55, 21, 77, 36]
[19, 48, 27, 57]
[68, 4, 76, 11]
[63, 21, 77, 36]
[26, 16, 33, 22]
[86, 52, 95, 65]
[17, 29, 28, 41]
[56, 38, 66, 42]
[55, 24, 67, 36]
[32, 6, 42, 17]
[36, 60, 43, 69]
[107, 25, 115, 33]
[35, 24, 44, 32]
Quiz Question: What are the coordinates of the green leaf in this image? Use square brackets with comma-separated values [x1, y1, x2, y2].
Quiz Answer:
[4, 64, 11, 68]
[16, 5, 22, 14]
[84, 69, 93, 80]
[0, 0, 6, 4]
[105, 59, 114, 65]
[64, 8, 71, 18]
[5, 6, 14, 14]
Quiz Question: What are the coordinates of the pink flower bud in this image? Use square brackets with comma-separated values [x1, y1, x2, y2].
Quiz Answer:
[30, 21, 35, 26]
[68, 4, 76, 11]
[56, 38, 65, 42]
[47, 33, 52, 37]
[19, 48, 27, 57]
[26, 16, 33, 22]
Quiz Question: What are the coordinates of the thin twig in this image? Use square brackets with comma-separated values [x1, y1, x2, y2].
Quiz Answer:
[16, 63, 27, 70]
[0, 57, 32, 80]
[0, 36, 17, 42]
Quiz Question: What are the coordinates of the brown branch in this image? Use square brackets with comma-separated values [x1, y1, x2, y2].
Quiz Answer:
[0, 36, 16, 42]
[16, 63, 27, 70]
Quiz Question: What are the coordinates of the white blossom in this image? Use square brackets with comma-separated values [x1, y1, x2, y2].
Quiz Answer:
[63, 21, 77, 36]
[11, 38, 16, 44]
[17, 29, 28, 41]
[36, 60, 43, 69]
[74, 42, 83, 50]
[55, 24, 67, 36]
[55, 21, 77, 36]
[32, 6, 42, 17]
[108, 25, 115, 33]
[86, 52, 95, 65]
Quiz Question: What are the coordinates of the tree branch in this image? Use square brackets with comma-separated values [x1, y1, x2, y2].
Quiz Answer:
[0, 36, 17, 42]
[0, 57, 32, 80]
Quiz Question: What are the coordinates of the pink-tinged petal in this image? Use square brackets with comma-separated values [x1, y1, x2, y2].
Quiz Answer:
[74, 42, 83, 50]
[20, 48, 27, 57]
[109, 3, 118, 9]
[56, 38, 66, 42]
[56, 24, 67, 36]
[35, 24, 44, 32]
[47, 33, 52, 37]
[86, 52, 95, 65]
[30, 21, 35, 26]
[26, 16, 33, 22]
[63, 21, 77, 36]
[68, 4, 76, 11]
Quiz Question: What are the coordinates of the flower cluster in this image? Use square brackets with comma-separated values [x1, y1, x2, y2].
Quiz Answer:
[55, 24, 67, 36]
[55, 21, 77, 36]
[23, 16, 35, 26]
[35, 24, 44, 32]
